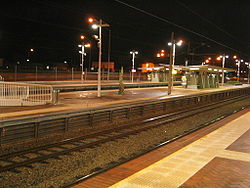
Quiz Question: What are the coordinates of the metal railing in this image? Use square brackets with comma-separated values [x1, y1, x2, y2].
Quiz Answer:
[0, 81, 53, 106]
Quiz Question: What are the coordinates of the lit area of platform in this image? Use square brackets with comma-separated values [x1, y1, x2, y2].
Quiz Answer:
[1, 85, 249, 119]
[110, 110, 250, 188]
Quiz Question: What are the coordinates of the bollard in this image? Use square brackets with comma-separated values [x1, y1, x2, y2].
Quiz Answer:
[52, 89, 60, 104]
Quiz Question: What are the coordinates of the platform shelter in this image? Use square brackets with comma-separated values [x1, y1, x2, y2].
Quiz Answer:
[182, 65, 234, 89]
[141, 65, 234, 89]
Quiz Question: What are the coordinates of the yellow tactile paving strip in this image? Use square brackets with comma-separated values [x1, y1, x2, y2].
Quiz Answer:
[217, 150, 250, 162]
[110, 112, 250, 188]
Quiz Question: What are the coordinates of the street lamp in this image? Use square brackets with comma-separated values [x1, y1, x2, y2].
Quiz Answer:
[78, 35, 91, 82]
[27, 48, 34, 62]
[204, 57, 211, 65]
[156, 49, 166, 58]
[88, 17, 110, 97]
[130, 50, 138, 83]
[107, 29, 111, 81]
[219, 54, 229, 86]
[235, 58, 244, 82]
[245, 62, 250, 84]
[167, 32, 183, 95]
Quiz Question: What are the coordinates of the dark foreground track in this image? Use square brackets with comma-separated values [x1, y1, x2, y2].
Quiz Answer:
[0, 94, 248, 174]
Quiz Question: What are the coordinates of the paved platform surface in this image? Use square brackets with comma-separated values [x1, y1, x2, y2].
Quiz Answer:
[72, 108, 250, 188]
[0, 85, 247, 119]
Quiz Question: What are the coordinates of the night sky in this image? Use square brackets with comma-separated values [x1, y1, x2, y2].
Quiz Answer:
[0, 0, 249, 70]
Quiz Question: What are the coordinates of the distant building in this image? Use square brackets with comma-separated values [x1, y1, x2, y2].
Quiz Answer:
[141, 62, 155, 72]
[47, 62, 71, 71]
[140, 64, 235, 89]
[92, 62, 115, 72]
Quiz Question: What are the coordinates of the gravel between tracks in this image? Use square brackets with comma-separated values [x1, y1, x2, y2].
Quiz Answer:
[0, 98, 249, 188]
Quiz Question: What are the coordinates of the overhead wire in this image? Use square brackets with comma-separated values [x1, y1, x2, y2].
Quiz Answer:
[176, 0, 241, 43]
[2, 0, 249, 60]
[113, 0, 249, 57]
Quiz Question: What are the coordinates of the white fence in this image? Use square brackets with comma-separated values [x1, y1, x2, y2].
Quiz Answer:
[0, 81, 54, 106]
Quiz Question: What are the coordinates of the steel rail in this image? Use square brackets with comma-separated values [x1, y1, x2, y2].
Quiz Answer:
[65, 106, 249, 188]
[0, 87, 249, 145]
[0, 94, 248, 173]
[0, 91, 247, 159]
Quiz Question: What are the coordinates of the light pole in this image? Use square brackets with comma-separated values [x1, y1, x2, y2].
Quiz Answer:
[27, 48, 34, 62]
[15, 63, 18, 81]
[235, 58, 243, 82]
[167, 32, 183, 95]
[219, 54, 229, 86]
[107, 29, 111, 81]
[78, 35, 90, 82]
[130, 50, 138, 83]
[35, 66, 38, 81]
[156, 49, 166, 58]
[80, 44, 85, 82]
[245, 62, 250, 84]
[88, 17, 110, 97]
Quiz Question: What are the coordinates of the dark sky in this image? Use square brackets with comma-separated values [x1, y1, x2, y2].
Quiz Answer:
[0, 0, 250, 70]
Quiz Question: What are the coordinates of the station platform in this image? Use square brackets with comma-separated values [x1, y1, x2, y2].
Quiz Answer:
[72, 108, 250, 188]
[0, 85, 248, 119]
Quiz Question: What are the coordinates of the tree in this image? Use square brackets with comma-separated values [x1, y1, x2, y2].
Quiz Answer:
[118, 66, 124, 95]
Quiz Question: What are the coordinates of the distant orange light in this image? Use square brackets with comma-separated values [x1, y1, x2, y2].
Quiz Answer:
[30, 48, 34, 52]
[80, 35, 85, 40]
[233, 55, 237, 59]
[85, 43, 91, 48]
[88, 17, 94, 23]
[216, 57, 221, 61]
[146, 63, 149, 67]
[160, 53, 165, 57]
[156, 53, 160, 58]
[205, 60, 209, 63]
[208, 57, 211, 60]
[161, 49, 165, 53]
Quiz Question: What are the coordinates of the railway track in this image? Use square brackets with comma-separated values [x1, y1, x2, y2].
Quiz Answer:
[1, 87, 249, 145]
[0, 94, 248, 174]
